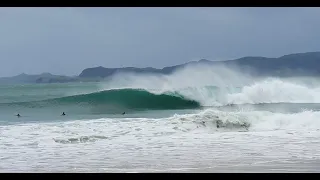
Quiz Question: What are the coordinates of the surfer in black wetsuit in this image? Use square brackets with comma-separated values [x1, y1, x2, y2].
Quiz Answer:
[16, 114, 21, 117]
[216, 120, 222, 128]
[122, 112, 125, 115]
[61, 112, 66, 116]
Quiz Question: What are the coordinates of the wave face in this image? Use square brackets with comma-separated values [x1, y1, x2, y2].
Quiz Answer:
[1, 88, 200, 112]
[55, 88, 201, 110]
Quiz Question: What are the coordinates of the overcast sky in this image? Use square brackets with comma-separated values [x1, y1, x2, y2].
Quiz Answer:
[0, 7, 320, 77]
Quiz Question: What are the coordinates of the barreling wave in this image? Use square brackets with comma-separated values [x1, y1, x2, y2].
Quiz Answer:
[4, 77, 320, 115]
[1, 88, 201, 111]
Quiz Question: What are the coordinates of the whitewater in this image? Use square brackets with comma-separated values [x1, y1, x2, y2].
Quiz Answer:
[1, 64, 320, 172]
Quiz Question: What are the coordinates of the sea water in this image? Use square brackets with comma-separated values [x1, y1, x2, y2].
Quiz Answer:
[1, 66, 320, 172]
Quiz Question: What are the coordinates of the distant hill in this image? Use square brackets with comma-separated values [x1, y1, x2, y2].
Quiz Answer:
[0, 73, 66, 84]
[0, 72, 100, 84]
[79, 51, 320, 78]
[1, 51, 320, 84]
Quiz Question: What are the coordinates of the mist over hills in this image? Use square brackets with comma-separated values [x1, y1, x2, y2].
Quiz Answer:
[1, 51, 320, 84]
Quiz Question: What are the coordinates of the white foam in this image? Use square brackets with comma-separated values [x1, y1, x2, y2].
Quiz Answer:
[96, 64, 320, 106]
[165, 108, 320, 131]
[1, 109, 320, 172]
[226, 78, 320, 105]
[99, 64, 253, 93]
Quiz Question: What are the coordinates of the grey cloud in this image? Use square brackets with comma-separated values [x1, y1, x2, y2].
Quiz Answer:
[0, 7, 319, 77]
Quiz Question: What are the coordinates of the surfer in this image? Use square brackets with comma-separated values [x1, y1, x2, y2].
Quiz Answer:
[16, 114, 21, 117]
[216, 120, 222, 128]
[122, 112, 125, 115]
[61, 112, 66, 116]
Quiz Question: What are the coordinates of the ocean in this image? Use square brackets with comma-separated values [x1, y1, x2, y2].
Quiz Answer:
[1, 66, 320, 172]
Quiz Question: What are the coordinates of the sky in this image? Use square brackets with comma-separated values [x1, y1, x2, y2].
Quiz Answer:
[0, 7, 320, 77]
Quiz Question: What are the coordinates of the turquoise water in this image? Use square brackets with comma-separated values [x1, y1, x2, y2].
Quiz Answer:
[0, 82, 203, 125]
[0, 82, 97, 123]
[2, 82, 320, 125]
